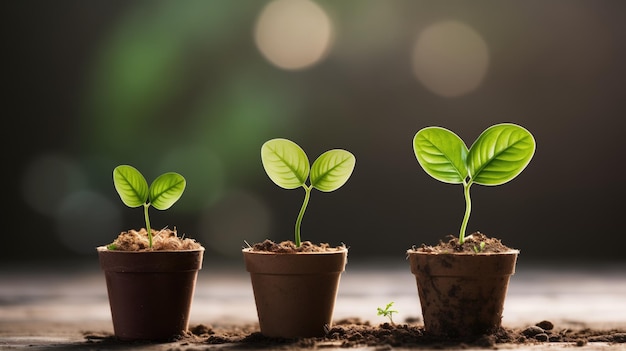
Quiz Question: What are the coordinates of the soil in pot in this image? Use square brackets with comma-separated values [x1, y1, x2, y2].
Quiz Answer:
[98, 228, 204, 341]
[242, 240, 347, 338]
[407, 232, 519, 338]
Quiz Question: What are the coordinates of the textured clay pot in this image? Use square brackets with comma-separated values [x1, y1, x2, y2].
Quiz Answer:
[97, 247, 204, 341]
[242, 247, 347, 338]
[407, 249, 518, 338]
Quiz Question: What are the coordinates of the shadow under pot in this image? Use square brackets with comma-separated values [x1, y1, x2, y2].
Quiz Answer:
[97, 247, 204, 341]
[407, 249, 518, 338]
[242, 247, 347, 338]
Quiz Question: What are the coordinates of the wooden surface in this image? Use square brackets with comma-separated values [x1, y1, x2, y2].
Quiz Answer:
[1, 259, 625, 350]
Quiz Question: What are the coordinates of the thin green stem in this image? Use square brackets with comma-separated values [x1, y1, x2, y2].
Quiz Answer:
[295, 185, 312, 247]
[459, 180, 472, 245]
[144, 203, 152, 248]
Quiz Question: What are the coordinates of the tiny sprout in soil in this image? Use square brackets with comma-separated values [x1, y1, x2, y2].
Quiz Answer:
[473, 241, 486, 253]
[112, 165, 186, 249]
[261, 138, 356, 247]
[377, 301, 398, 325]
[413, 123, 535, 245]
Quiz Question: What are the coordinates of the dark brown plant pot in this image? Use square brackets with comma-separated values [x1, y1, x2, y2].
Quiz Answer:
[407, 249, 518, 338]
[97, 246, 204, 341]
[242, 247, 347, 338]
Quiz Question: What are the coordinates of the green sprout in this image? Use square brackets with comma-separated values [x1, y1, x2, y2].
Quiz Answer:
[112, 165, 186, 249]
[261, 138, 356, 247]
[413, 123, 536, 245]
[473, 241, 486, 253]
[377, 301, 398, 325]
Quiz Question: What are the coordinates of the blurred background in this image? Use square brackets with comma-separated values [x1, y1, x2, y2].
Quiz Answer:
[4, 0, 625, 265]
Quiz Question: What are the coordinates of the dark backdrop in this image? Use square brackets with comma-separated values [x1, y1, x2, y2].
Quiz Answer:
[4, 0, 625, 265]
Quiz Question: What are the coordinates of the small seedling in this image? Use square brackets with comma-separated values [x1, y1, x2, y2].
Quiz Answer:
[112, 165, 186, 249]
[473, 241, 486, 253]
[261, 138, 356, 247]
[377, 301, 398, 325]
[413, 123, 535, 245]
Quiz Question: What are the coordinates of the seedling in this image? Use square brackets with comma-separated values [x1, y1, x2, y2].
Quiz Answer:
[473, 241, 486, 253]
[112, 165, 186, 249]
[261, 138, 356, 247]
[413, 123, 535, 245]
[377, 301, 398, 325]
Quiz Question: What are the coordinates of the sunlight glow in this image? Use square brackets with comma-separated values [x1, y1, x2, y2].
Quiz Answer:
[254, 0, 334, 70]
[411, 20, 489, 97]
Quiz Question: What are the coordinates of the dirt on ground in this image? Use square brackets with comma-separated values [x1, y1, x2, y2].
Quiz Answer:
[84, 318, 626, 349]
[86, 234, 625, 348]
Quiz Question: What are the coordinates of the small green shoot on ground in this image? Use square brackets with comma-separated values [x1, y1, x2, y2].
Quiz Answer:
[413, 123, 535, 245]
[377, 301, 398, 325]
[112, 165, 186, 249]
[261, 138, 356, 247]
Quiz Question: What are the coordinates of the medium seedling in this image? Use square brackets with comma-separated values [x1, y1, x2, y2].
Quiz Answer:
[112, 165, 186, 249]
[413, 123, 535, 245]
[261, 138, 356, 247]
[377, 301, 398, 325]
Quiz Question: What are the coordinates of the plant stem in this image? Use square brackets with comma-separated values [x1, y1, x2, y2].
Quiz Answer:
[459, 180, 473, 245]
[144, 204, 152, 248]
[295, 185, 312, 247]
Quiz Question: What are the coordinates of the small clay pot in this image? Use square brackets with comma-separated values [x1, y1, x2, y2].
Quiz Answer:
[97, 247, 204, 341]
[407, 249, 518, 338]
[242, 247, 347, 338]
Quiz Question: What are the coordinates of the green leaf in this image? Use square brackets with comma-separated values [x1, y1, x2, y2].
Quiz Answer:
[413, 127, 469, 184]
[467, 123, 536, 186]
[261, 138, 309, 189]
[310, 149, 356, 192]
[149, 172, 186, 210]
[113, 165, 149, 208]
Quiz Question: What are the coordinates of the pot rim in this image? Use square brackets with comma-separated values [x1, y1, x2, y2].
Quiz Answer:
[406, 248, 519, 256]
[242, 247, 348, 255]
[96, 246, 205, 253]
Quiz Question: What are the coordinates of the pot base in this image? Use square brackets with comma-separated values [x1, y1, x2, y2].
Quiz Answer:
[408, 250, 518, 338]
[97, 247, 204, 341]
[243, 247, 347, 338]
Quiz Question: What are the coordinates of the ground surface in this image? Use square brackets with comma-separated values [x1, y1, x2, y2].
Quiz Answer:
[1, 259, 625, 350]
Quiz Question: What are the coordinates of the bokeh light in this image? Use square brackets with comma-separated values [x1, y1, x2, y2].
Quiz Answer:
[56, 190, 121, 255]
[21, 153, 88, 217]
[411, 20, 489, 97]
[158, 145, 226, 211]
[199, 189, 270, 258]
[254, 0, 334, 70]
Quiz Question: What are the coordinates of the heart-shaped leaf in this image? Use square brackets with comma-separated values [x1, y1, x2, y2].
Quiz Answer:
[467, 123, 536, 186]
[261, 138, 309, 189]
[149, 172, 186, 210]
[113, 165, 149, 208]
[310, 149, 356, 192]
[413, 127, 469, 184]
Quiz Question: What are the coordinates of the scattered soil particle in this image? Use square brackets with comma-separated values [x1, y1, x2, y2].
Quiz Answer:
[84, 319, 626, 349]
[412, 232, 514, 254]
[536, 320, 554, 330]
[90, 235, 624, 349]
[106, 228, 202, 251]
[248, 239, 346, 253]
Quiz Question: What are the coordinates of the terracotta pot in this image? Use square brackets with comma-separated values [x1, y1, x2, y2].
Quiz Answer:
[407, 249, 518, 338]
[97, 246, 204, 341]
[242, 247, 347, 338]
